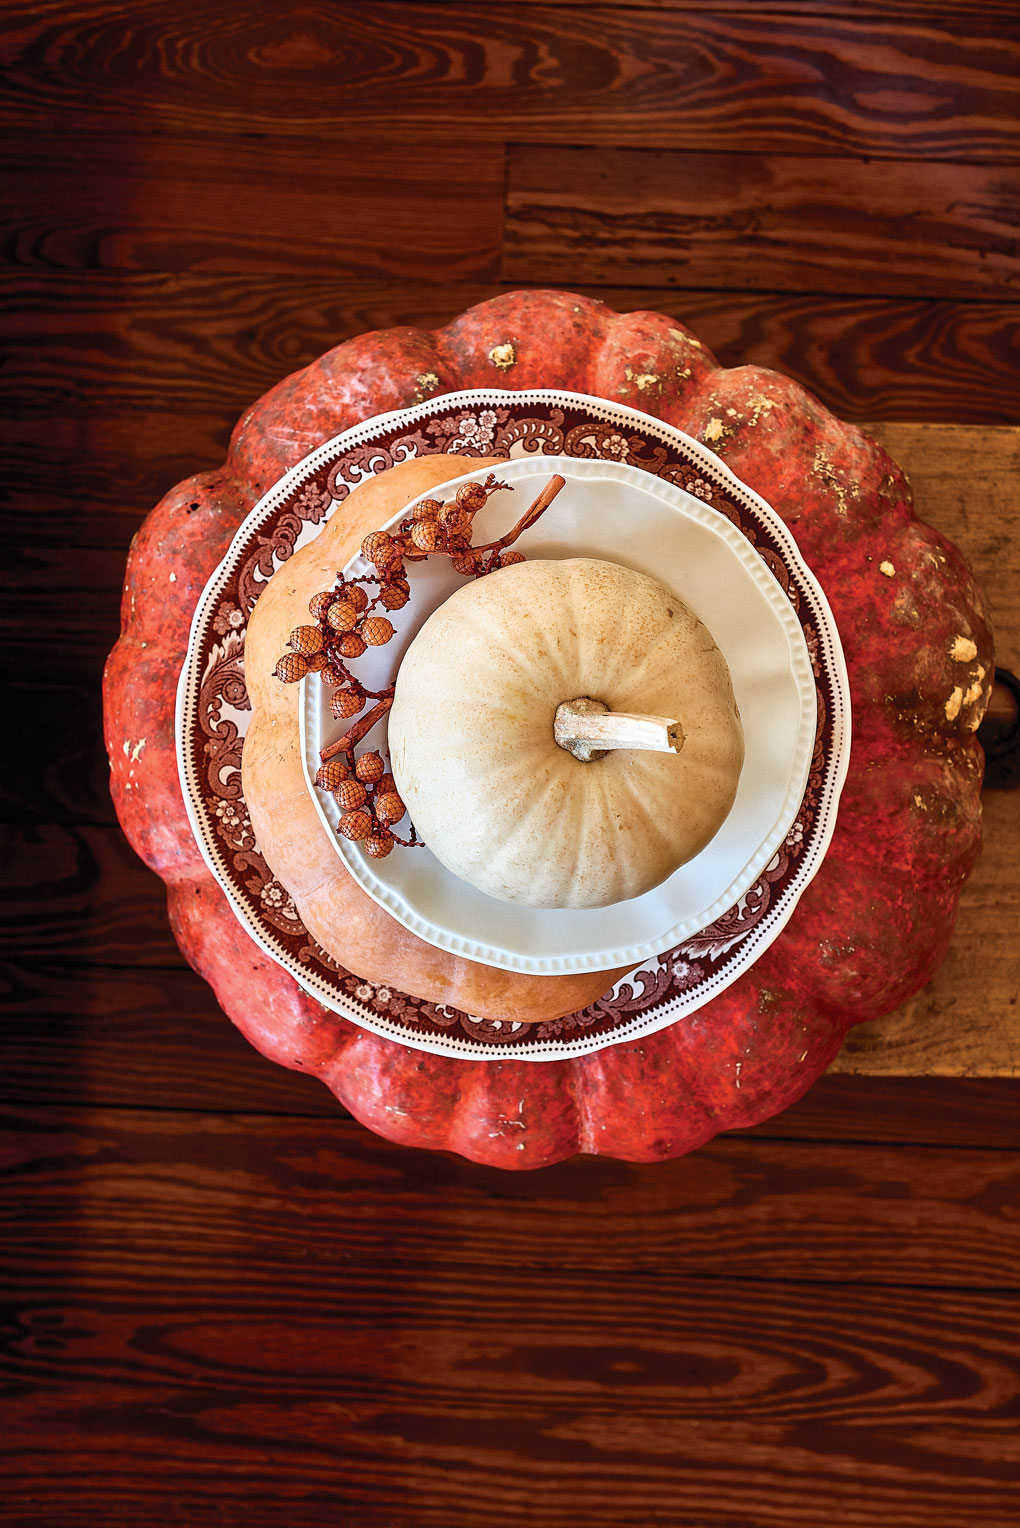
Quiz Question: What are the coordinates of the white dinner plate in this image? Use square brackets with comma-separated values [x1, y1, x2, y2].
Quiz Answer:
[300, 454, 819, 974]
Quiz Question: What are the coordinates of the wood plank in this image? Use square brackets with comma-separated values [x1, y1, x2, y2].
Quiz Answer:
[509, 0, 1020, 15]
[608, 288, 1020, 426]
[743, 1075, 1020, 1150]
[0, 542, 124, 684]
[1, 685, 113, 826]
[4, 135, 503, 277]
[1, 4, 1017, 162]
[1, 407, 234, 551]
[0, 960, 337, 1116]
[2, 1309, 1017, 1528]
[0, 825, 183, 968]
[2, 1400, 1016, 1528]
[3, 1105, 1020, 1287]
[3, 959, 1019, 1145]
[2, 1109, 1020, 1527]
[6, 269, 1016, 456]
[506, 146, 1020, 300]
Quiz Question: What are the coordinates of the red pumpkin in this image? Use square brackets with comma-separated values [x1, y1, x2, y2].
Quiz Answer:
[103, 289, 993, 1168]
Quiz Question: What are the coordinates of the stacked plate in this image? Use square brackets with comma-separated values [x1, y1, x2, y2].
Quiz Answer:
[178, 390, 851, 1061]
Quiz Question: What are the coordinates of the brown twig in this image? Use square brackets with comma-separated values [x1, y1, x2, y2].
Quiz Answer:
[320, 694, 393, 762]
[471, 473, 565, 557]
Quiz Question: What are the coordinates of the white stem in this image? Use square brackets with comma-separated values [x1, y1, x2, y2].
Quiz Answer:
[554, 697, 684, 763]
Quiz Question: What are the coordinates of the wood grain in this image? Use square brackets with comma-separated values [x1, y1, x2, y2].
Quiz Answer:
[1, 405, 235, 549]
[506, 146, 1020, 300]
[0, 825, 182, 968]
[510, 0, 1020, 15]
[1, 4, 1017, 161]
[3, 1106, 1019, 1290]
[4, 134, 504, 277]
[0, 960, 332, 1116]
[1, 685, 112, 826]
[2, 1109, 1019, 1527]
[4, 3, 1019, 1519]
[3, 1403, 1016, 1528]
[0, 542, 124, 683]
[3, 0, 1009, 27]
[737, 1076, 1020, 1150]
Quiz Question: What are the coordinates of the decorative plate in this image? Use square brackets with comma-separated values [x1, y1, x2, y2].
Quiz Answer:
[177, 389, 851, 1062]
[301, 453, 821, 973]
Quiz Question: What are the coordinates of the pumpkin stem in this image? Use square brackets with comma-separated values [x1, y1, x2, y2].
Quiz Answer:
[554, 697, 684, 763]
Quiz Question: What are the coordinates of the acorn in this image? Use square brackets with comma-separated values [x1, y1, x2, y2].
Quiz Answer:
[273, 653, 309, 683]
[289, 624, 324, 655]
[338, 632, 366, 659]
[364, 832, 394, 859]
[334, 779, 368, 811]
[362, 616, 394, 647]
[354, 751, 386, 784]
[326, 599, 358, 632]
[374, 789, 406, 825]
[330, 687, 365, 720]
[412, 498, 443, 521]
[410, 518, 440, 553]
[380, 580, 410, 611]
[315, 759, 349, 790]
[308, 590, 335, 622]
[456, 480, 490, 514]
[339, 809, 373, 841]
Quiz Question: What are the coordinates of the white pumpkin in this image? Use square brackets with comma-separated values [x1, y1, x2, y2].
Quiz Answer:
[388, 557, 744, 909]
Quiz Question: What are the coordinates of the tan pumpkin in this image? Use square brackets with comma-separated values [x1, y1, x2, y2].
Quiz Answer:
[389, 557, 744, 908]
[241, 455, 634, 1021]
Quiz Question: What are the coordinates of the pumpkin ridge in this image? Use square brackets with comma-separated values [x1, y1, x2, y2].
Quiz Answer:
[436, 289, 613, 394]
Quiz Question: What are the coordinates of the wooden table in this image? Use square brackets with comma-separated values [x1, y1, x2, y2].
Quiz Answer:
[3, 3, 1019, 1524]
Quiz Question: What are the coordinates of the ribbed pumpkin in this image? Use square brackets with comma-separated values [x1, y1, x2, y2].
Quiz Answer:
[103, 288, 993, 1168]
[388, 557, 745, 908]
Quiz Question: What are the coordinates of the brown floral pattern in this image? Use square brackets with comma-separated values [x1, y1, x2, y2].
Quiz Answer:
[178, 391, 849, 1061]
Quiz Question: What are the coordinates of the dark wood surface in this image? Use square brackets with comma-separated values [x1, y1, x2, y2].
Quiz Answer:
[2, 3, 1019, 1523]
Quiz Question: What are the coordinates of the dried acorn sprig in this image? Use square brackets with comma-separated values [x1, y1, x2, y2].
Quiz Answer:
[274, 470, 566, 855]
[311, 750, 416, 859]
